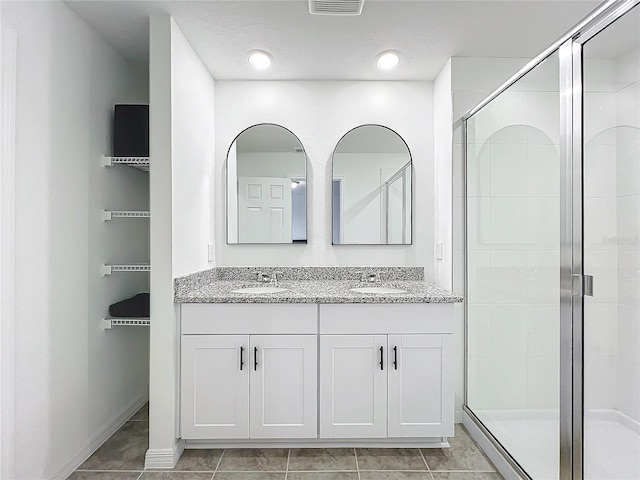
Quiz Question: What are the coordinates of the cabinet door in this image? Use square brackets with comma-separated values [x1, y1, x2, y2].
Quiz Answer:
[320, 335, 387, 438]
[181, 335, 249, 439]
[250, 335, 317, 438]
[388, 334, 453, 437]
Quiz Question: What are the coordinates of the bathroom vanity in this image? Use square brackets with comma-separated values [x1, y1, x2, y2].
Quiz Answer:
[175, 267, 463, 449]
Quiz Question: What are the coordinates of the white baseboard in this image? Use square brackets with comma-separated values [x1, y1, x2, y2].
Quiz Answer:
[49, 394, 148, 480]
[144, 439, 185, 469]
[185, 438, 450, 449]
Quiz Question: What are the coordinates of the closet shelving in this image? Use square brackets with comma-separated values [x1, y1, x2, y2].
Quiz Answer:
[101, 154, 150, 171]
[102, 153, 151, 329]
[102, 317, 151, 330]
[102, 263, 151, 276]
[102, 210, 150, 221]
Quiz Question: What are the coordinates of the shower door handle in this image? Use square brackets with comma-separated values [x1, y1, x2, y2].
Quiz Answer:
[572, 274, 593, 297]
[583, 275, 594, 297]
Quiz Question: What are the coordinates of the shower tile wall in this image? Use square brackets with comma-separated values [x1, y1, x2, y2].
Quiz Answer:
[465, 54, 561, 413]
[615, 46, 639, 423]
[584, 47, 640, 423]
[584, 56, 620, 412]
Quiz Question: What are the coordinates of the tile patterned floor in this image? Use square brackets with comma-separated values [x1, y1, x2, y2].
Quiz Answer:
[68, 404, 503, 480]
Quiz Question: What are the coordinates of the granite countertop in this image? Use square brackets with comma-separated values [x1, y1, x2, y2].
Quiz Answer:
[175, 267, 463, 304]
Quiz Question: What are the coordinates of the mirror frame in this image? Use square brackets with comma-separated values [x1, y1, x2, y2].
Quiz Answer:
[225, 123, 309, 245]
[330, 124, 413, 246]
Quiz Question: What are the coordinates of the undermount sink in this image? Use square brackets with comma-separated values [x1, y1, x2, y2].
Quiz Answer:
[349, 286, 407, 294]
[231, 286, 290, 294]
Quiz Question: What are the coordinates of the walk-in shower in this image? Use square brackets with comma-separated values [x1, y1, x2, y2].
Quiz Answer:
[460, 1, 640, 478]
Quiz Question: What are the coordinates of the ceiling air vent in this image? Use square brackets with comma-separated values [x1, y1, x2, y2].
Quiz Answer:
[309, 0, 365, 16]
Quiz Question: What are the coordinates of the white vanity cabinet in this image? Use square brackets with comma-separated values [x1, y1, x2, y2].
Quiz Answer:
[180, 304, 318, 440]
[249, 334, 317, 439]
[179, 302, 454, 445]
[181, 334, 249, 439]
[319, 304, 454, 440]
[387, 334, 449, 438]
[319, 335, 388, 438]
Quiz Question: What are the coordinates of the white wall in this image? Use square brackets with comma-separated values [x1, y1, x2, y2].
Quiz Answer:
[0, 19, 17, 480]
[171, 23, 215, 277]
[451, 57, 530, 121]
[149, 14, 176, 465]
[1, 1, 149, 478]
[214, 81, 434, 271]
[148, 15, 215, 465]
[434, 59, 453, 290]
[433, 59, 465, 421]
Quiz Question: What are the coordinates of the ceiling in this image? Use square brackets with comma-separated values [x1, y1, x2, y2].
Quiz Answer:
[64, 0, 602, 80]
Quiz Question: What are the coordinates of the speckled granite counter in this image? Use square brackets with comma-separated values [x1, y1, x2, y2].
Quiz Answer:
[175, 267, 463, 304]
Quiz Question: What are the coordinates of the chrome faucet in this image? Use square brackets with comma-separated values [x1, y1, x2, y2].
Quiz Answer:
[253, 271, 271, 283]
[368, 272, 382, 283]
[356, 271, 382, 283]
[270, 271, 283, 286]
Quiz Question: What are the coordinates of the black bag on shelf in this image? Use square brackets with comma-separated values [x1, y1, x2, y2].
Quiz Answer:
[114, 104, 149, 157]
[109, 293, 150, 318]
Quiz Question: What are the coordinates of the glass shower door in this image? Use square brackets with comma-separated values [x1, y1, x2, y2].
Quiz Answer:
[465, 51, 562, 478]
[582, 6, 640, 479]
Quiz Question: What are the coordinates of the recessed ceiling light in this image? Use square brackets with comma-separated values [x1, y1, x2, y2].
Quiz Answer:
[249, 50, 272, 70]
[376, 51, 400, 70]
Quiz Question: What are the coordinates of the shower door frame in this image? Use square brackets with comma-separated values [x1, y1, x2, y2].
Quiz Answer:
[460, 0, 640, 479]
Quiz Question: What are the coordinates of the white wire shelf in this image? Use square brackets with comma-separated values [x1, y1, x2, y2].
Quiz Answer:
[102, 210, 150, 221]
[102, 263, 150, 276]
[102, 155, 149, 171]
[102, 317, 150, 330]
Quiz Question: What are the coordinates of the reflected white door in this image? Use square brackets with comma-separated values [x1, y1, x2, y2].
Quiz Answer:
[320, 335, 387, 438]
[238, 176, 292, 243]
[181, 335, 249, 439]
[250, 335, 317, 439]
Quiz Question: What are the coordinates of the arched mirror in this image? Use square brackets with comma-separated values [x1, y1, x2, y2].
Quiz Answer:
[226, 124, 307, 244]
[332, 125, 412, 245]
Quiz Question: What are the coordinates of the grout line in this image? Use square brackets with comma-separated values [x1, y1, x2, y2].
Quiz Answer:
[429, 469, 499, 473]
[418, 448, 435, 480]
[359, 470, 443, 472]
[75, 470, 145, 473]
[215, 471, 288, 474]
[285, 448, 291, 480]
[354, 448, 361, 480]
[211, 449, 225, 479]
[280, 470, 358, 473]
[143, 471, 217, 474]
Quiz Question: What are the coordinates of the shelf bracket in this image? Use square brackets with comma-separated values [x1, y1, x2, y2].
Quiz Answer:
[101, 210, 112, 222]
[102, 265, 112, 276]
[102, 317, 150, 330]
